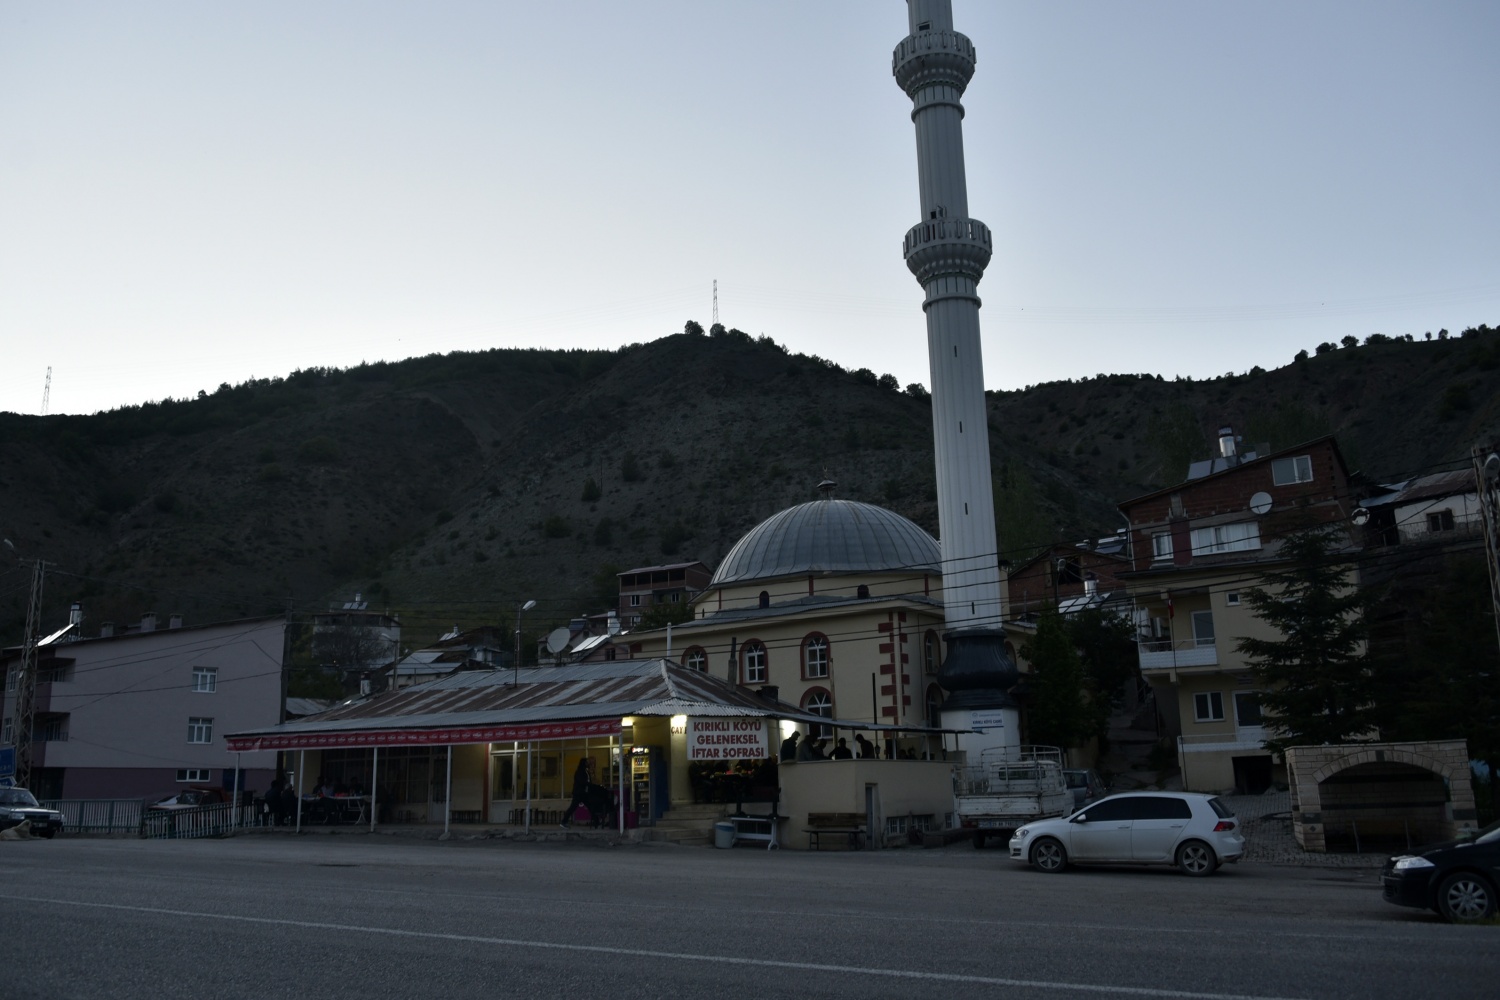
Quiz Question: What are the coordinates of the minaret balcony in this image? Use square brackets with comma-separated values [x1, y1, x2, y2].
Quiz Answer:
[892, 29, 976, 96]
[903, 216, 992, 286]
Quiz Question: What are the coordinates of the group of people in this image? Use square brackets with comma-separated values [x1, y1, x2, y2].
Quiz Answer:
[779, 731, 890, 762]
[260, 774, 374, 826]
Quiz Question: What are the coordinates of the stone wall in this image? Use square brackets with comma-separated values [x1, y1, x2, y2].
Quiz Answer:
[1285, 740, 1476, 852]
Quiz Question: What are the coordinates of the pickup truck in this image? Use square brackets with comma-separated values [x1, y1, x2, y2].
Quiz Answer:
[953, 745, 1072, 848]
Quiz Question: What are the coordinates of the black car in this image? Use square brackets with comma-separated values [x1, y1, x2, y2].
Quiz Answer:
[1380, 818, 1500, 923]
[0, 787, 64, 838]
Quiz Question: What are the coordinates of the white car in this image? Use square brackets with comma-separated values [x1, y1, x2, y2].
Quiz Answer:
[1009, 791, 1245, 876]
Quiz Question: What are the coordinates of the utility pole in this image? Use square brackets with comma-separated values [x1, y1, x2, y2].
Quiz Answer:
[12, 558, 45, 790]
[1474, 443, 1500, 656]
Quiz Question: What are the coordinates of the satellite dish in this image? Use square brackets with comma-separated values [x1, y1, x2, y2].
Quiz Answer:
[1351, 507, 1370, 527]
[1248, 491, 1273, 515]
[545, 627, 571, 654]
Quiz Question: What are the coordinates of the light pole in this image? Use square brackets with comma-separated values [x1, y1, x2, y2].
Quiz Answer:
[513, 599, 536, 687]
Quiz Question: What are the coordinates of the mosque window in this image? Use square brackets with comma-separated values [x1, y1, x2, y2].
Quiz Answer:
[802, 634, 829, 680]
[926, 685, 944, 729]
[758, 591, 770, 609]
[684, 647, 707, 672]
[742, 640, 767, 684]
[923, 631, 938, 674]
[802, 688, 833, 739]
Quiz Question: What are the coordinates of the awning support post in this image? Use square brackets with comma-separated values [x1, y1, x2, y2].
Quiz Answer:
[370, 746, 379, 832]
[296, 750, 304, 832]
[444, 744, 453, 836]
[617, 733, 625, 835]
[232, 752, 241, 832]
[524, 741, 533, 834]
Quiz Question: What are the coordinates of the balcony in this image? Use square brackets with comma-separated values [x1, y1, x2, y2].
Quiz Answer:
[1137, 637, 1218, 671]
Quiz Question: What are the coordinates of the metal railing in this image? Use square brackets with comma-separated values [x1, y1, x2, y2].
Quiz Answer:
[140, 801, 259, 840]
[41, 798, 144, 834]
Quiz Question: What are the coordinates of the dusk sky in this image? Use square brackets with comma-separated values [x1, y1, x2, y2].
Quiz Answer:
[2, 1, 1496, 416]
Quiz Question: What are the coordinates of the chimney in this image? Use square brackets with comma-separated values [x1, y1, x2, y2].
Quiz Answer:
[1218, 426, 1237, 460]
[168, 613, 183, 629]
[69, 602, 83, 627]
[140, 612, 157, 632]
[1084, 573, 1098, 598]
[99, 622, 115, 638]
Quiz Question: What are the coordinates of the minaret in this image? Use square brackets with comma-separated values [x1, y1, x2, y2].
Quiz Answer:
[893, 0, 1018, 751]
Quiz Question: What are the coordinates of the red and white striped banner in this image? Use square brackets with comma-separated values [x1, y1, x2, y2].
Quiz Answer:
[225, 718, 622, 752]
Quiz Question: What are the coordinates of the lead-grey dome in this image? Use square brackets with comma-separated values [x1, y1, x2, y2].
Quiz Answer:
[710, 499, 941, 587]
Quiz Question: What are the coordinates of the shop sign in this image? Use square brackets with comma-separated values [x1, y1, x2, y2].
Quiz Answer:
[968, 710, 1008, 733]
[685, 717, 769, 761]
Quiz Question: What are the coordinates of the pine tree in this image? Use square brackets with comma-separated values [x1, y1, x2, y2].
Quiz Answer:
[1020, 610, 1091, 750]
[1234, 522, 1375, 753]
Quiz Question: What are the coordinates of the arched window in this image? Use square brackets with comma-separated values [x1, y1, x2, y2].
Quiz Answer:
[741, 640, 767, 684]
[758, 590, 770, 609]
[802, 687, 833, 739]
[684, 646, 707, 672]
[926, 684, 944, 729]
[923, 630, 939, 674]
[802, 634, 829, 680]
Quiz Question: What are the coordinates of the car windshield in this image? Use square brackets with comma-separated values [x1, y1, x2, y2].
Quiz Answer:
[1470, 818, 1500, 845]
[0, 788, 41, 807]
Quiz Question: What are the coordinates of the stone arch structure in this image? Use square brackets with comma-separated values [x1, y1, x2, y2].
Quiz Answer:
[1286, 740, 1477, 853]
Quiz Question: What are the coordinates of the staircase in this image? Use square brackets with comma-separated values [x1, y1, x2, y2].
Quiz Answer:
[641, 803, 727, 847]
[1099, 686, 1178, 791]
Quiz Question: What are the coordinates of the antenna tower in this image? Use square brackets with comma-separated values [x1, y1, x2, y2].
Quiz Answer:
[712, 280, 719, 328]
[41, 367, 51, 415]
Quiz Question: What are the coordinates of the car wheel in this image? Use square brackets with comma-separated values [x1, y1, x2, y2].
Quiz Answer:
[1176, 840, 1218, 877]
[1030, 837, 1067, 873]
[972, 831, 985, 849]
[1435, 872, 1497, 923]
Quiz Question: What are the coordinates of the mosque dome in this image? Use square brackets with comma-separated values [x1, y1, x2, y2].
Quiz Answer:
[709, 497, 941, 587]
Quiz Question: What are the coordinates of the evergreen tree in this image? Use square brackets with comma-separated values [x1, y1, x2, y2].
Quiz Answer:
[1065, 608, 1140, 746]
[1235, 522, 1375, 753]
[1020, 610, 1091, 750]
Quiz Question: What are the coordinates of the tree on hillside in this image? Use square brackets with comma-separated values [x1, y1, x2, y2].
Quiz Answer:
[1235, 522, 1376, 754]
[637, 599, 694, 630]
[1020, 610, 1091, 750]
[1065, 608, 1140, 746]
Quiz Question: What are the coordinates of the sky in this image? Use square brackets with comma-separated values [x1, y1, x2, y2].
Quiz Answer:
[2, 1, 1497, 417]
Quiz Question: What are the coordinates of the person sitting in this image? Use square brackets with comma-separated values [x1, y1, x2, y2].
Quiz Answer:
[829, 738, 853, 760]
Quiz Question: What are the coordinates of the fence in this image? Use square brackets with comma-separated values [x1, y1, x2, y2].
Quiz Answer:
[42, 798, 261, 839]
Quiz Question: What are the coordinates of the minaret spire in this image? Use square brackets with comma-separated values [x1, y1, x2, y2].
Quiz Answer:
[894, 0, 1018, 748]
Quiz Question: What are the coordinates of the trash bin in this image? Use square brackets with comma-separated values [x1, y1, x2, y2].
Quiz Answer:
[714, 821, 735, 849]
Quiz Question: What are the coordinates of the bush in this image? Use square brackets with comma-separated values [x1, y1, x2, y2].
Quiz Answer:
[581, 478, 602, 502]
[296, 436, 341, 464]
[621, 452, 643, 482]
[542, 514, 570, 539]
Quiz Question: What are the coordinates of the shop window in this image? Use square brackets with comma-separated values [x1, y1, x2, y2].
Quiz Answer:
[803, 634, 829, 679]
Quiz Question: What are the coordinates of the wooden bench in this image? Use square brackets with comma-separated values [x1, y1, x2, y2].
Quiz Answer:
[807, 812, 866, 850]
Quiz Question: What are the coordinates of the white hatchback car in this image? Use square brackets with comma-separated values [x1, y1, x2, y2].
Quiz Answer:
[1009, 791, 1245, 876]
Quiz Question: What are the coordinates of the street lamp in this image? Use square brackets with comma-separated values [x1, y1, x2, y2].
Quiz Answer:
[513, 599, 536, 687]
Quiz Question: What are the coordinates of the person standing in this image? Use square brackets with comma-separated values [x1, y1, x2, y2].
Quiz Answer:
[779, 731, 800, 763]
[560, 758, 592, 828]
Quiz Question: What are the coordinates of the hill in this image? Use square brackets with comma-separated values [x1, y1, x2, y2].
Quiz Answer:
[2, 325, 1497, 647]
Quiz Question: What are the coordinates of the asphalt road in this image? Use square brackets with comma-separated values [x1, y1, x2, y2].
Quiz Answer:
[1, 834, 1493, 1000]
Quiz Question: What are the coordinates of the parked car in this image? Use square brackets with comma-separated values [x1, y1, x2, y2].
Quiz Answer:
[0, 787, 64, 838]
[1063, 768, 1107, 810]
[1009, 791, 1244, 876]
[1380, 818, 1500, 923]
[148, 788, 230, 811]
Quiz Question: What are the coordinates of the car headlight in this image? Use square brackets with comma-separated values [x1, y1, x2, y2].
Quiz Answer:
[1392, 856, 1435, 871]
[1013, 828, 1030, 840]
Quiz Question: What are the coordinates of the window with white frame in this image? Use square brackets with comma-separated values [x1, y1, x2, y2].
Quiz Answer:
[802, 689, 833, 739]
[629, 594, 641, 607]
[803, 634, 829, 679]
[926, 684, 943, 728]
[1271, 455, 1313, 485]
[684, 647, 706, 672]
[176, 768, 211, 783]
[188, 717, 214, 744]
[1190, 520, 1261, 556]
[1151, 532, 1173, 562]
[1226, 592, 1241, 606]
[1193, 691, 1225, 722]
[1191, 611, 1215, 646]
[923, 631, 938, 674]
[742, 641, 767, 684]
[1, 718, 11, 744]
[36, 715, 68, 742]
[1427, 509, 1455, 532]
[4, 668, 14, 694]
[192, 667, 218, 693]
